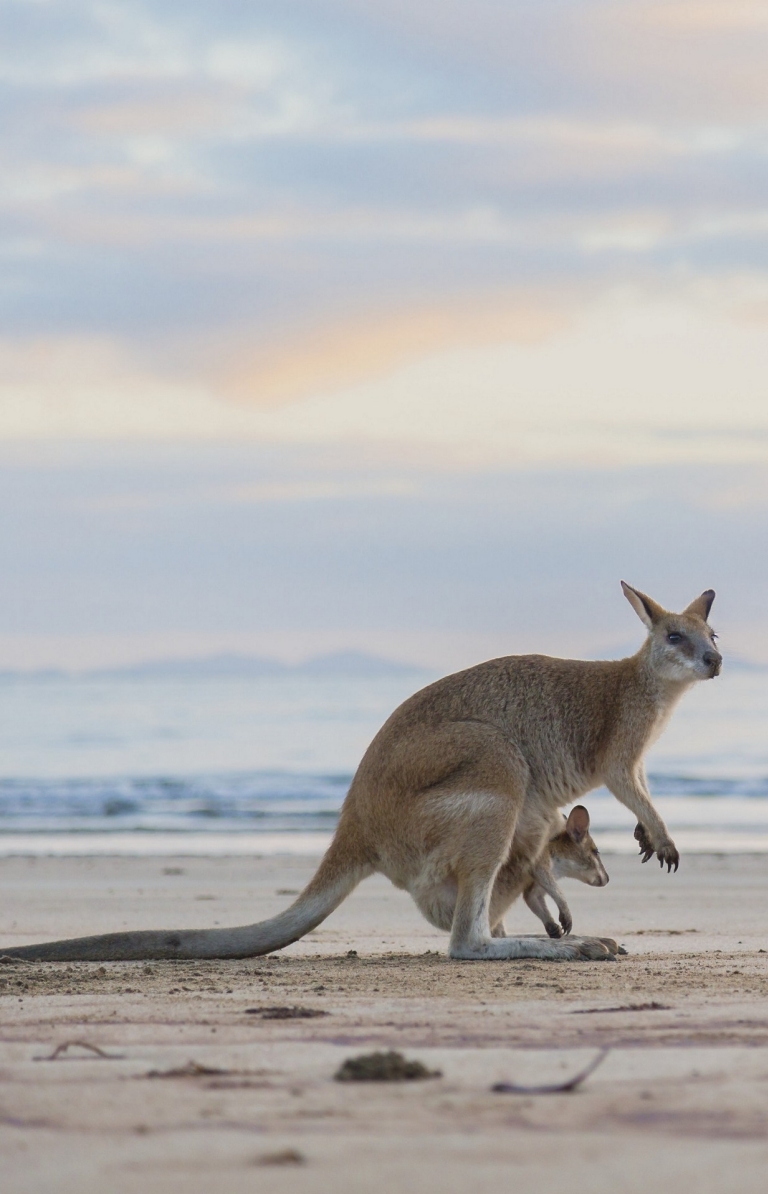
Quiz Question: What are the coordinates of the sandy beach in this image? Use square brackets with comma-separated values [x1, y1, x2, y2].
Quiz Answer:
[2, 849, 768, 1193]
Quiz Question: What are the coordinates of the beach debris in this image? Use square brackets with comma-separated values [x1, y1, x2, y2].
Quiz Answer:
[635, 928, 698, 936]
[36, 1040, 124, 1061]
[618, 945, 629, 955]
[0, 955, 27, 965]
[140, 1062, 276, 1085]
[0, 1109, 54, 1129]
[143, 1061, 230, 1079]
[335, 1050, 441, 1082]
[492, 1048, 609, 1095]
[572, 1001, 669, 1014]
[255, 1148, 305, 1166]
[244, 1005, 328, 1019]
[346, 949, 358, 958]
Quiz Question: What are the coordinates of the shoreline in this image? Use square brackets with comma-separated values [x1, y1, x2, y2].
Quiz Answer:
[3, 828, 768, 855]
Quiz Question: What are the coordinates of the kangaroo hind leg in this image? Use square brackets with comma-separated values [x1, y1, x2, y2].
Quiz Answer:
[451, 864, 617, 961]
[444, 787, 616, 961]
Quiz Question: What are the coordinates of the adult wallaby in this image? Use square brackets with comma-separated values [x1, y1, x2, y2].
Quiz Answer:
[522, 805, 608, 939]
[3, 582, 720, 964]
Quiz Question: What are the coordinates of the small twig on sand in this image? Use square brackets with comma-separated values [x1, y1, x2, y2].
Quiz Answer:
[143, 1061, 231, 1079]
[35, 1040, 124, 1061]
[492, 1048, 609, 1095]
[255, 1149, 306, 1167]
[572, 1001, 669, 1014]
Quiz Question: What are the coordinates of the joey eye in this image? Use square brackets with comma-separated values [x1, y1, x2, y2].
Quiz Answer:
[667, 632, 682, 644]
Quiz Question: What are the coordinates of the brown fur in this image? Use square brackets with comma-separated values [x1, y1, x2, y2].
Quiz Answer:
[2, 583, 720, 963]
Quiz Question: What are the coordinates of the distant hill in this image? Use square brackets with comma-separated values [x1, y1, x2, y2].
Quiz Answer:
[2, 647, 761, 681]
[0, 650, 428, 682]
[291, 651, 425, 678]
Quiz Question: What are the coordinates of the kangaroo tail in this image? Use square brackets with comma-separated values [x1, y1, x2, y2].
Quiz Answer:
[1, 827, 373, 961]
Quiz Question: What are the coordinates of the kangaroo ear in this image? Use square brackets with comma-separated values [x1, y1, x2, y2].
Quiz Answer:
[621, 581, 664, 629]
[565, 805, 590, 843]
[684, 589, 715, 622]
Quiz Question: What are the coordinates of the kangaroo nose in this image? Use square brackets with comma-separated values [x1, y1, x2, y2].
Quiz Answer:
[703, 650, 721, 670]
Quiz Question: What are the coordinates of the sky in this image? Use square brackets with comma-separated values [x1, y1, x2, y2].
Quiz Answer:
[1, 1, 768, 669]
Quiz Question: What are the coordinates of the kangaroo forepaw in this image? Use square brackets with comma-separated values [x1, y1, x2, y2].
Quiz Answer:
[559, 910, 573, 935]
[634, 825, 679, 872]
[545, 921, 563, 938]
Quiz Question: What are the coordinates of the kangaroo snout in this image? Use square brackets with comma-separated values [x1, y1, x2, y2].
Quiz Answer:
[703, 650, 722, 676]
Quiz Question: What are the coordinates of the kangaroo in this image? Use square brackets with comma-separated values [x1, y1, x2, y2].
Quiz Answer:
[2, 582, 720, 964]
[521, 805, 608, 939]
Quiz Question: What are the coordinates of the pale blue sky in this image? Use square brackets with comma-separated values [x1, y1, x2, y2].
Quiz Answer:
[1, 2, 767, 666]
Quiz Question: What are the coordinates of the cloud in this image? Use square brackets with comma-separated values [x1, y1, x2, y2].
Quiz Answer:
[230, 281, 768, 466]
[2, 0, 768, 460]
[213, 292, 570, 407]
[75, 476, 417, 512]
[4, 280, 768, 475]
[634, 1, 768, 33]
[0, 335, 255, 438]
[71, 88, 239, 138]
[338, 0, 768, 121]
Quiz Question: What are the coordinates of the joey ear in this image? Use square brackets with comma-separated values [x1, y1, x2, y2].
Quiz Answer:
[621, 581, 664, 630]
[684, 589, 715, 622]
[565, 805, 590, 843]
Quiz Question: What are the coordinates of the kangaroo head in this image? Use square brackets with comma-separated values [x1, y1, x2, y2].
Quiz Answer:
[621, 581, 722, 682]
[548, 806, 609, 887]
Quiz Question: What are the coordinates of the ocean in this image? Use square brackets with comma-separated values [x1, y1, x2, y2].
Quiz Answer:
[0, 661, 767, 853]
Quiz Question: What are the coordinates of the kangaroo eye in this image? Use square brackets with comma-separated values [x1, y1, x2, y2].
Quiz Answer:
[667, 632, 682, 644]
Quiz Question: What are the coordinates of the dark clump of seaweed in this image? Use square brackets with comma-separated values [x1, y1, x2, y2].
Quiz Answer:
[244, 1005, 327, 1020]
[334, 1050, 441, 1082]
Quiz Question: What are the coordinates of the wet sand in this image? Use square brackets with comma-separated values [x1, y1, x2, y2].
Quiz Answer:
[2, 850, 768, 1193]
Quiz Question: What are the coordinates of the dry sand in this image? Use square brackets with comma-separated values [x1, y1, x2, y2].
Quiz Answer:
[2, 849, 768, 1193]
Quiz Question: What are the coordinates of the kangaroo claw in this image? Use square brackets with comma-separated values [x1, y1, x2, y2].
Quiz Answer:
[657, 842, 680, 872]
